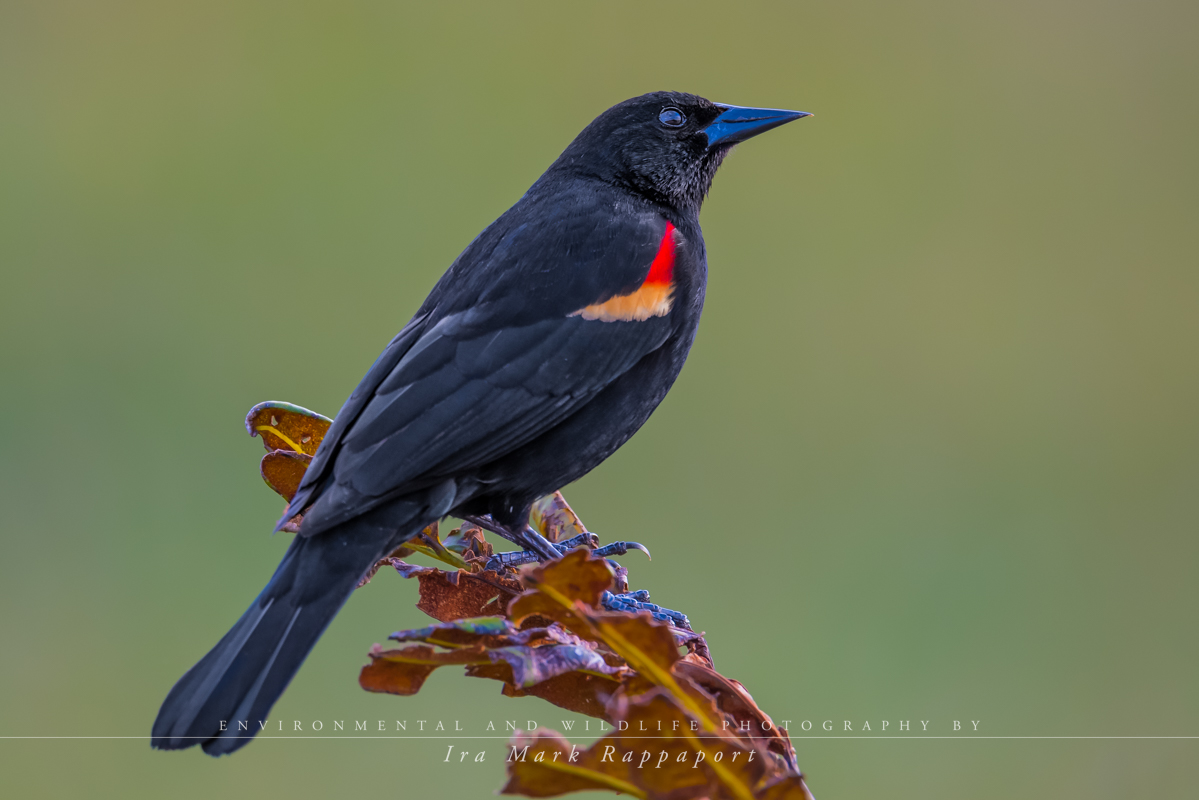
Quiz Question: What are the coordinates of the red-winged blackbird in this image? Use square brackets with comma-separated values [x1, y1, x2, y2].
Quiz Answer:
[152, 92, 808, 755]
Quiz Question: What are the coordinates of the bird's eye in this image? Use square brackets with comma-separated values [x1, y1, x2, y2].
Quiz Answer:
[658, 107, 686, 128]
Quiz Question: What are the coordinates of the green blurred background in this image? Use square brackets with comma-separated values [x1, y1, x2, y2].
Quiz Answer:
[1, 1, 1196, 797]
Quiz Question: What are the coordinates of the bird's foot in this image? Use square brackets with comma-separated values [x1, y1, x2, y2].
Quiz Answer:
[601, 589, 692, 631]
[461, 515, 560, 563]
[481, 531, 651, 573]
[471, 515, 650, 574]
[461, 512, 697, 642]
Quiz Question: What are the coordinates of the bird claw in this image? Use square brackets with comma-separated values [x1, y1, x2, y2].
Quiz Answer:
[480, 538, 648, 573]
[476, 517, 649, 573]
[471, 519, 692, 634]
[593, 540, 651, 560]
[601, 589, 691, 630]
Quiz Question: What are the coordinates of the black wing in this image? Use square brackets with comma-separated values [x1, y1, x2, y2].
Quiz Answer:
[287, 190, 674, 535]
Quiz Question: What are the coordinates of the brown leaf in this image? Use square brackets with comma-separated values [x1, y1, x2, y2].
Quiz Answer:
[502, 691, 774, 800]
[590, 612, 681, 680]
[585, 610, 721, 733]
[345, 490, 813, 794]
[245, 401, 332, 456]
[487, 667, 622, 720]
[508, 550, 615, 633]
[501, 729, 647, 799]
[522, 549, 615, 604]
[389, 616, 517, 648]
[259, 449, 311, 501]
[605, 691, 739, 800]
[376, 559, 521, 621]
[444, 524, 495, 568]
[529, 492, 588, 544]
[507, 553, 720, 732]
[360, 657, 439, 696]
[491, 644, 625, 689]
[465, 622, 628, 719]
[364, 616, 626, 706]
[612, 690, 774, 800]
[506, 592, 593, 636]
[674, 660, 799, 774]
[359, 644, 492, 695]
[755, 775, 817, 800]
[386, 616, 582, 652]
[418, 569, 521, 621]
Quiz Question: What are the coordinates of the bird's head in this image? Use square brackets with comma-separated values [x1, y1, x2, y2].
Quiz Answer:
[547, 91, 810, 212]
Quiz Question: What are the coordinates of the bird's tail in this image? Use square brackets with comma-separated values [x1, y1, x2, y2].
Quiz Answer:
[151, 498, 430, 756]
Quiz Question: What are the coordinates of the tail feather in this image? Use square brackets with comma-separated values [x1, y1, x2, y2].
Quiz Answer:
[152, 498, 429, 755]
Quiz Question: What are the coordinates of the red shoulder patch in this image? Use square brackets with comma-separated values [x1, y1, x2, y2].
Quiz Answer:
[572, 223, 678, 322]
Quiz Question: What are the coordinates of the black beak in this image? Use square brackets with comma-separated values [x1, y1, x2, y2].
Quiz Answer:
[703, 104, 812, 149]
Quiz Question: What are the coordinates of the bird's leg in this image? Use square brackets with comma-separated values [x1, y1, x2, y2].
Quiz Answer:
[462, 514, 562, 565]
[482, 548, 541, 572]
[466, 514, 693, 633]
[601, 589, 693, 630]
[480, 527, 595, 572]
[509, 523, 561, 561]
[466, 513, 651, 571]
[479, 532, 588, 571]
[459, 514, 524, 548]
[461, 514, 561, 558]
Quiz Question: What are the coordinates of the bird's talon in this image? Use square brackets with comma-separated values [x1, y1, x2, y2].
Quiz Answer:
[592, 540, 651, 560]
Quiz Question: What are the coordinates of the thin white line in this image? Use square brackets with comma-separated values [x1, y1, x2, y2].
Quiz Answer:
[1, 736, 1196, 740]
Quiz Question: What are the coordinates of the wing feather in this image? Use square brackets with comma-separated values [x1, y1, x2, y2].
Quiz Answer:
[290, 191, 677, 536]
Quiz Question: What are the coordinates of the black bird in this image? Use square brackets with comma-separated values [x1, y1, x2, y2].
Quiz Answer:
[152, 91, 809, 755]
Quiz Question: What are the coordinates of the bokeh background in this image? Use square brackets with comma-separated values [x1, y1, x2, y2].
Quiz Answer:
[2, 1, 1196, 797]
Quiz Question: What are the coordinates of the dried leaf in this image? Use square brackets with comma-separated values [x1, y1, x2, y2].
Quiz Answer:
[755, 775, 817, 800]
[381, 560, 521, 621]
[360, 644, 493, 695]
[502, 729, 647, 799]
[364, 616, 625, 703]
[442, 524, 494, 567]
[508, 550, 615, 633]
[389, 616, 515, 648]
[503, 691, 776, 800]
[245, 401, 331, 455]
[389, 617, 598, 653]
[420, 571, 521, 621]
[606, 691, 749, 800]
[490, 644, 625, 689]
[675, 660, 799, 773]
[509, 552, 720, 732]
[529, 492, 587, 544]
[522, 549, 616, 605]
[483, 667, 622, 719]
[242, 403, 813, 791]
[400, 523, 474, 570]
[589, 612, 681, 680]
[259, 449, 311, 501]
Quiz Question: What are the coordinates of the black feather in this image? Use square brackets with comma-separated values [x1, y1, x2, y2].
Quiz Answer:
[154, 91, 805, 756]
[152, 497, 433, 755]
